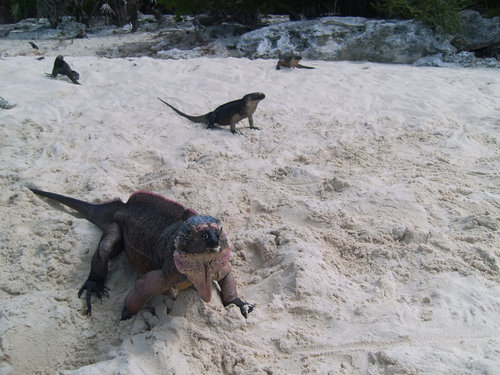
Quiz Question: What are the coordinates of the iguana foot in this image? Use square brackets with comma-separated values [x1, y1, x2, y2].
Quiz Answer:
[227, 298, 254, 318]
[78, 279, 109, 315]
[120, 306, 133, 321]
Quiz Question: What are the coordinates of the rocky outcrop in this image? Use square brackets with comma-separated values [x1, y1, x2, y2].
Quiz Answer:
[236, 16, 455, 64]
[452, 10, 500, 58]
[1, 11, 499, 67]
[234, 11, 500, 67]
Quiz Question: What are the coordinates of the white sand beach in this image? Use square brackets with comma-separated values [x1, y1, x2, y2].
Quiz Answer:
[0, 36, 499, 374]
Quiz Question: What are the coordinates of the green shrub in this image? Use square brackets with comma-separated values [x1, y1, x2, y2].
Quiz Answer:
[372, 0, 474, 34]
[36, 0, 68, 27]
[156, 0, 211, 16]
[10, 0, 38, 21]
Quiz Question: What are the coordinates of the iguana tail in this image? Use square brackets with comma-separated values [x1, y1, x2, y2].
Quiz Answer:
[29, 188, 124, 230]
[157, 97, 207, 123]
[297, 64, 315, 69]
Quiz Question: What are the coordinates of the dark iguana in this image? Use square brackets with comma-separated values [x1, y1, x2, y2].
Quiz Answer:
[158, 92, 265, 134]
[29, 188, 253, 320]
[276, 52, 315, 70]
[46, 55, 81, 85]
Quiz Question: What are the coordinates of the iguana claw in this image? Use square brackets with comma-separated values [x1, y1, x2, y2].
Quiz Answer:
[229, 298, 254, 318]
[78, 279, 109, 315]
[240, 303, 254, 318]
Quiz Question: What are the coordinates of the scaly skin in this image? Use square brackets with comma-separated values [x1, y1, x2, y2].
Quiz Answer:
[276, 52, 315, 70]
[46, 55, 81, 85]
[29, 188, 253, 320]
[158, 92, 265, 134]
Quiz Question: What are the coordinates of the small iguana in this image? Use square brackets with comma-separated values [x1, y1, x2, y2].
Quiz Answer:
[46, 55, 81, 85]
[276, 52, 315, 70]
[29, 188, 253, 320]
[158, 92, 265, 134]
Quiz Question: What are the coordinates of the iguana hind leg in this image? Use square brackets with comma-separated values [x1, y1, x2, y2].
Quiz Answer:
[121, 269, 174, 320]
[230, 122, 238, 134]
[206, 112, 217, 130]
[78, 222, 123, 315]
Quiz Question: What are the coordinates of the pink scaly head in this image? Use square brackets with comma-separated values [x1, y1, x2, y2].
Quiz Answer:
[173, 216, 231, 302]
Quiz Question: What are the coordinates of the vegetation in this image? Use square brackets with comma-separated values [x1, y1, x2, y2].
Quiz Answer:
[372, 0, 475, 34]
[0, 0, 498, 31]
[7, 0, 37, 21]
[36, 0, 68, 28]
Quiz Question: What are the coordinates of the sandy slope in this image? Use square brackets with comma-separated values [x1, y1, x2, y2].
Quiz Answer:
[0, 41, 499, 375]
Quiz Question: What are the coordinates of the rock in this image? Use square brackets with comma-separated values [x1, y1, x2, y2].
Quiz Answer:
[338, 19, 455, 64]
[0, 17, 87, 40]
[0, 97, 16, 109]
[157, 42, 230, 59]
[236, 16, 455, 64]
[235, 12, 500, 65]
[414, 51, 500, 68]
[452, 10, 500, 53]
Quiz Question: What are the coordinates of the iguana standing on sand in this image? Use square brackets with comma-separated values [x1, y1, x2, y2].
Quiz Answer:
[276, 52, 315, 70]
[158, 92, 265, 134]
[29, 188, 253, 320]
[46, 55, 81, 85]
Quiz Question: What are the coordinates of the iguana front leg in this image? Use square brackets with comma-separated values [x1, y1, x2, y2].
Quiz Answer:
[78, 222, 123, 315]
[248, 115, 260, 130]
[121, 269, 176, 320]
[218, 271, 254, 318]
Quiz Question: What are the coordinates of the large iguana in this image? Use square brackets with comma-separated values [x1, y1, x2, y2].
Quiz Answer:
[29, 188, 253, 320]
[158, 92, 265, 134]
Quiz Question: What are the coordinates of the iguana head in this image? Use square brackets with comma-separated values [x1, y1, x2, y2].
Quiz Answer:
[245, 92, 266, 102]
[173, 215, 231, 302]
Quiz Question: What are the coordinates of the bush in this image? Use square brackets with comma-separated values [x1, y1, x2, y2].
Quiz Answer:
[9, 0, 38, 21]
[36, 0, 68, 27]
[372, 0, 474, 34]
